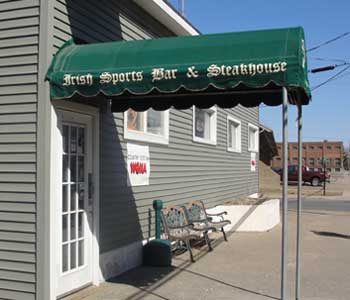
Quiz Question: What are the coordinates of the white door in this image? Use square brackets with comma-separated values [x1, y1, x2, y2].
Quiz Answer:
[56, 110, 94, 297]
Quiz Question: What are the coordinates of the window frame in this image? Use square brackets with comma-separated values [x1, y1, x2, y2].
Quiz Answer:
[192, 106, 217, 145]
[124, 109, 170, 145]
[227, 115, 242, 153]
[248, 123, 259, 152]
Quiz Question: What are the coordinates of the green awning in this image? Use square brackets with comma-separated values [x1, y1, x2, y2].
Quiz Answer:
[46, 27, 311, 111]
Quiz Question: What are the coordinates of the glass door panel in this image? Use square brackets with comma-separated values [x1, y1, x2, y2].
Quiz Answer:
[61, 124, 86, 274]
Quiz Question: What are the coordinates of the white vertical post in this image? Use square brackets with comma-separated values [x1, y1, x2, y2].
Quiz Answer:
[281, 87, 288, 300]
[296, 103, 302, 299]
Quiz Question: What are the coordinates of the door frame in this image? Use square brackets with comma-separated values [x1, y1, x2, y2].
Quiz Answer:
[50, 100, 100, 297]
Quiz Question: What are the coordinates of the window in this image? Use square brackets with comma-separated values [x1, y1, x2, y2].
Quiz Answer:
[335, 168, 341, 172]
[293, 146, 298, 150]
[335, 158, 341, 167]
[248, 123, 259, 152]
[193, 106, 217, 145]
[124, 108, 169, 144]
[309, 145, 314, 150]
[327, 146, 332, 150]
[227, 116, 241, 152]
[288, 166, 297, 172]
[293, 157, 298, 161]
[318, 146, 323, 150]
[309, 157, 315, 165]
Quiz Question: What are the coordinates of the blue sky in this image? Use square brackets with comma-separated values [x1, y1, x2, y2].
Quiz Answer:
[169, 0, 350, 147]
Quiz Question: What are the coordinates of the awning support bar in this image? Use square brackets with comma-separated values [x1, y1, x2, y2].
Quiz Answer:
[296, 103, 303, 299]
[281, 87, 288, 300]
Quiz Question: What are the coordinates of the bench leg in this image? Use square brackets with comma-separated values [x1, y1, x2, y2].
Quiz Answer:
[204, 232, 213, 251]
[221, 227, 228, 241]
[184, 239, 195, 262]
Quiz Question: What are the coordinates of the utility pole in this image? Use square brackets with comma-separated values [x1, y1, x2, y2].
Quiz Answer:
[323, 140, 327, 196]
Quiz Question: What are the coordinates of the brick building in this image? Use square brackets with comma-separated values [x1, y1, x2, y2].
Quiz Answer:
[271, 141, 344, 173]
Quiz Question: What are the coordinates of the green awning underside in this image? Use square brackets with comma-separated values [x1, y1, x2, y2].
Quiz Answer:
[47, 27, 311, 111]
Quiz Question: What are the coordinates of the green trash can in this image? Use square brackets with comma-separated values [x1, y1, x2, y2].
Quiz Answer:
[143, 239, 172, 266]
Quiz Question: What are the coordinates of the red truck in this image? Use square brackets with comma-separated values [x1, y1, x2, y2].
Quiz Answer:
[277, 165, 330, 186]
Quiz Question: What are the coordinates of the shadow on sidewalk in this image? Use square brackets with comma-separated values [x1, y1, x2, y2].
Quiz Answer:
[312, 231, 350, 239]
[110, 263, 280, 300]
[108, 230, 280, 300]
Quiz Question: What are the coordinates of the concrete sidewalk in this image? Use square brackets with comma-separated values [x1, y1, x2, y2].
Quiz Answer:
[66, 207, 350, 300]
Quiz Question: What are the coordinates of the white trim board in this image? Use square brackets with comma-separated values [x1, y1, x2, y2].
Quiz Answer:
[134, 0, 199, 36]
[99, 241, 143, 281]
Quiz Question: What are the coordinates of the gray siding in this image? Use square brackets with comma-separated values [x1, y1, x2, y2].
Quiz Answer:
[100, 106, 259, 252]
[52, 0, 174, 49]
[0, 0, 39, 299]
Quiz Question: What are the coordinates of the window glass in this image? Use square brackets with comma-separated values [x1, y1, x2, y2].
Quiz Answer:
[147, 109, 163, 135]
[195, 108, 211, 139]
[288, 166, 297, 172]
[193, 106, 216, 144]
[227, 117, 241, 152]
[127, 109, 144, 131]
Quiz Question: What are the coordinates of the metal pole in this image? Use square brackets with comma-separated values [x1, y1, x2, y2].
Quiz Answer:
[153, 200, 163, 239]
[178, 0, 185, 16]
[281, 87, 288, 300]
[323, 142, 326, 196]
[296, 104, 302, 300]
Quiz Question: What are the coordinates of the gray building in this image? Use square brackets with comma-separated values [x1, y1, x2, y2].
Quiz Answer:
[0, 1, 259, 299]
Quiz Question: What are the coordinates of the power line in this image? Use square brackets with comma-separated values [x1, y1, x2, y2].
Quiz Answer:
[307, 32, 350, 52]
[309, 57, 348, 63]
[333, 71, 350, 81]
[311, 64, 350, 91]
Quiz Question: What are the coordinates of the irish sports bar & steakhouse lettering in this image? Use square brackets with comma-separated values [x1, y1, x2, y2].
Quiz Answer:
[61, 61, 288, 86]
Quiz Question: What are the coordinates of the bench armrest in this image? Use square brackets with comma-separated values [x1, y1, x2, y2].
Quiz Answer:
[189, 218, 208, 223]
[207, 211, 227, 217]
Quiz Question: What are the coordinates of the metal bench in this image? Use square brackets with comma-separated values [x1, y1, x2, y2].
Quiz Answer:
[160, 204, 212, 262]
[184, 200, 231, 242]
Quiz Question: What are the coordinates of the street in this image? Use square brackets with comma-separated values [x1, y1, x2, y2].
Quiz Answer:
[289, 198, 350, 212]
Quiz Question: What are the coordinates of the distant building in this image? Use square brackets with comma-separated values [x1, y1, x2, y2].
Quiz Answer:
[271, 141, 344, 173]
[259, 124, 278, 166]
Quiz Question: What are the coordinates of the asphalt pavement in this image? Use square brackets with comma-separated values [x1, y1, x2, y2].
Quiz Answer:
[289, 198, 350, 212]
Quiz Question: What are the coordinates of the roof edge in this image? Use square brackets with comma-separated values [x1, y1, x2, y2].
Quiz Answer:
[134, 0, 200, 36]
